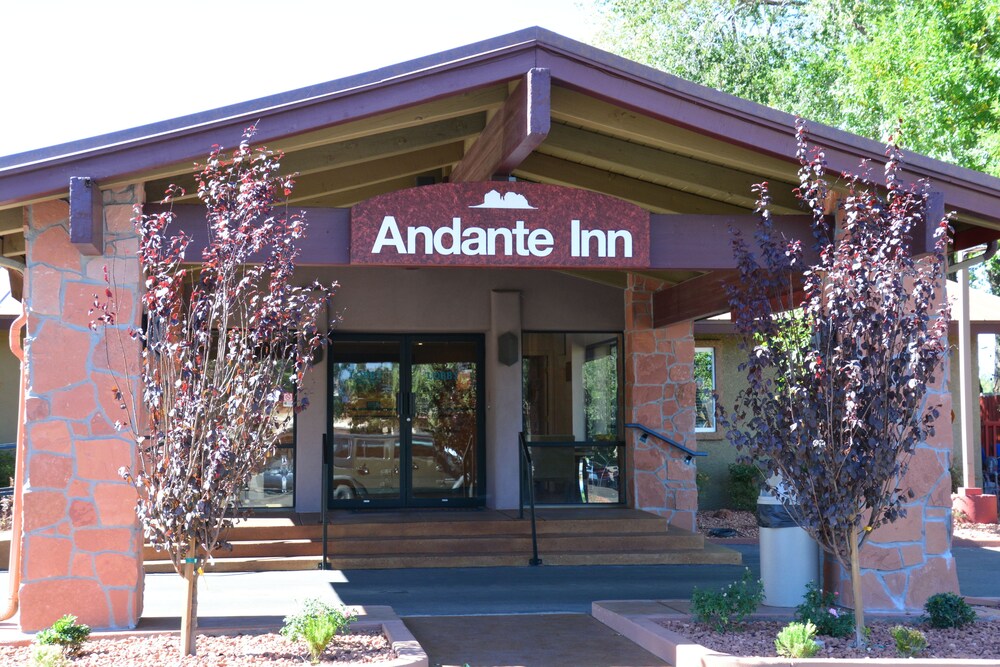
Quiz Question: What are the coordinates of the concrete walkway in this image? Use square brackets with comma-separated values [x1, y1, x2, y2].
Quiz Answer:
[404, 614, 665, 667]
[0, 542, 996, 665]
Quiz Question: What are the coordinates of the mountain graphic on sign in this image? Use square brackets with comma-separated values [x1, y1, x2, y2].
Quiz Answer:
[469, 190, 536, 209]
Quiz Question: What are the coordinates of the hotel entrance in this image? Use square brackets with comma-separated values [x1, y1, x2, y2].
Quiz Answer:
[329, 334, 485, 508]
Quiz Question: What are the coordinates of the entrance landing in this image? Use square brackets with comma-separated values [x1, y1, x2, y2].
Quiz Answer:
[143, 508, 740, 573]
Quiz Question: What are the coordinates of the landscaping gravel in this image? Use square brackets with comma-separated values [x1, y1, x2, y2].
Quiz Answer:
[0, 629, 395, 666]
[659, 618, 1000, 660]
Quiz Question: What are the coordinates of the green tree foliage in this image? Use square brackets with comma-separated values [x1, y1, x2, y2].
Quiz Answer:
[595, 0, 1000, 175]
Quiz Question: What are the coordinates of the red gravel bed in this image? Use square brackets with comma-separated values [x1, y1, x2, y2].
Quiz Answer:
[659, 619, 1000, 660]
[0, 629, 395, 666]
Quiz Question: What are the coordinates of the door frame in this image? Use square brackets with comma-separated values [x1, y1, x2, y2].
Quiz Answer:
[327, 332, 486, 509]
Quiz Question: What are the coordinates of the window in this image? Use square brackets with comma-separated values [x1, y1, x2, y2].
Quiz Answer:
[521, 332, 624, 505]
[694, 347, 716, 432]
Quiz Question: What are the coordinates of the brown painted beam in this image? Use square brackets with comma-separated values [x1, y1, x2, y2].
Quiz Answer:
[652, 270, 739, 327]
[653, 269, 806, 328]
[450, 68, 550, 182]
[650, 214, 815, 270]
[69, 177, 103, 256]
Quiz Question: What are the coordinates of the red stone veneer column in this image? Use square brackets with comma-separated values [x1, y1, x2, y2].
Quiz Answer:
[623, 274, 698, 532]
[834, 355, 960, 611]
[20, 187, 143, 631]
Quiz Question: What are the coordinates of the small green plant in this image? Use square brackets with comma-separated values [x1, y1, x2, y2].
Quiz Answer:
[281, 598, 355, 664]
[690, 568, 763, 632]
[890, 625, 928, 658]
[695, 471, 710, 493]
[35, 614, 90, 657]
[726, 463, 762, 510]
[794, 582, 853, 638]
[774, 620, 820, 658]
[31, 645, 69, 667]
[923, 592, 976, 628]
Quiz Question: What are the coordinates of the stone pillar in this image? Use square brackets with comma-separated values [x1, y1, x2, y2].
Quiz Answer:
[623, 274, 698, 532]
[19, 186, 143, 631]
[836, 273, 960, 612]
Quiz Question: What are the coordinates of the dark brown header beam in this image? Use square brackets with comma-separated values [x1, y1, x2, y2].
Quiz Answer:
[652, 270, 738, 327]
[69, 177, 103, 256]
[450, 68, 550, 182]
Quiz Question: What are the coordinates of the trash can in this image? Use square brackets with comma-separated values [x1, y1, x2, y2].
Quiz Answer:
[758, 490, 819, 607]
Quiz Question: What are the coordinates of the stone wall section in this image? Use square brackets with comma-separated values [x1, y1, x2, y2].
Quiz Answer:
[623, 274, 699, 532]
[20, 187, 143, 631]
[834, 349, 960, 611]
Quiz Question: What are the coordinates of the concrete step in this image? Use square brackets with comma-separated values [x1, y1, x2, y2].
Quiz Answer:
[143, 541, 739, 573]
[143, 530, 703, 561]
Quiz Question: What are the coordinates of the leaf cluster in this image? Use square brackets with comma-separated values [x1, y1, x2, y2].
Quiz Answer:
[922, 592, 976, 628]
[281, 598, 355, 664]
[690, 568, 763, 632]
[595, 0, 1000, 176]
[794, 582, 853, 638]
[890, 624, 928, 657]
[774, 620, 820, 658]
[719, 124, 951, 567]
[95, 126, 336, 572]
[35, 614, 90, 657]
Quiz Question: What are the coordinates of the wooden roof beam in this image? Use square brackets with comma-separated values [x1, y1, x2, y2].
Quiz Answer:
[516, 153, 747, 214]
[450, 68, 550, 182]
[143, 114, 486, 204]
[541, 123, 802, 214]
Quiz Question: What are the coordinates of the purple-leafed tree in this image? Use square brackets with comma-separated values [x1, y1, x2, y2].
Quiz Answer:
[720, 122, 951, 646]
[92, 127, 334, 656]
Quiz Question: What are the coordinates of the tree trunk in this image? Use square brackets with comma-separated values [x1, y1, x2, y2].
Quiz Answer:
[849, 524, 865, 648]
[181, 539, 199, 656]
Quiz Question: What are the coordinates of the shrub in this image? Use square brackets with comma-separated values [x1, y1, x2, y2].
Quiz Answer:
[774, 621, 820, 658]
[726, 464, 762, 510]
[794, 582, 853, 638]
[890, 625, 928, 658]
[35, 614, 90, 657]
[923, 592, 976, 628]
[281, 598, 355, 664]
[690, 568, 763, 632]
[31, 645, 69, 667]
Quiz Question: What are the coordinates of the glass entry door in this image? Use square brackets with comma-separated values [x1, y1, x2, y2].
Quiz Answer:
[329, 335, 484, 508]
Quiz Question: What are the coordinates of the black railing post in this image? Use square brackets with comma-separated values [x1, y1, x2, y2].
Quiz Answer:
[519, 432, 542, 566]
[319, 433, 331, 570]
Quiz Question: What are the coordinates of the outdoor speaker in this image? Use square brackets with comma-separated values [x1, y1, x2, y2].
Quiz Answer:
[498, 331, 519, 366]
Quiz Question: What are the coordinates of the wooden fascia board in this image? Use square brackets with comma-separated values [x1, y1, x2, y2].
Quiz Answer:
[450, 68, 551, 182]
[0, 52, 536, 206]
[538, 51, 1000, 226]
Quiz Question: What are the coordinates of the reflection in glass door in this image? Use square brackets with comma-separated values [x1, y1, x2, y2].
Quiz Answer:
[329, 335, 483, 507]
[330, 340, 402, 502]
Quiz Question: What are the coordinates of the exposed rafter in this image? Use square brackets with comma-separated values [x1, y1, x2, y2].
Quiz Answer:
[541, 123, 802, 213]
[450, 68, 551, 182]
[516, 153, 747, 214]
[143, 115, 486, 204]
[285, 143, 464, 204]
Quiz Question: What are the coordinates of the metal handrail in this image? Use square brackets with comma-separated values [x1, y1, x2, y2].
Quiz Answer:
[517, 432, 542, 566]
[624, 423, 707, 459]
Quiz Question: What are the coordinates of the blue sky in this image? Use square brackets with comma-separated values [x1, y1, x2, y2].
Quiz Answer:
[0, 1, 599, 158]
